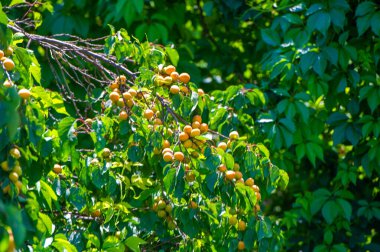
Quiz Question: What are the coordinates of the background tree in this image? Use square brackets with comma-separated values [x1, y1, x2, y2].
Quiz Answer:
[0, 1, 288, 251]
[1, 0, 380, 251]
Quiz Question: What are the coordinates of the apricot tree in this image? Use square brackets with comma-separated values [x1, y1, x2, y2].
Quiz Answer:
[0, 2, 288, 251]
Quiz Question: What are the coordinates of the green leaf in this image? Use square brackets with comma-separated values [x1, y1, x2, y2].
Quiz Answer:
[336, 198, 352, 220]
[166, 46, 179, 66]
[256, 217, 272, 241]
[322, 200, 339, 224]
[68, 187, 86, 211]
[256, 143, 270, 158]
[163, 168, 176, 192]
[357, 15, 371, 36]
[210, 107, 228, 129]
[313, 55, 327, 76]
[314, 244, 328, 252]
[311, 188, 331, 215]
[244, 150, 256, 171]
[324, 229, 333, 245]
[125, 236, 147, 252]
[306, 3, 324, 16]
[132, 0, 144, 13]
[307, 12, 331, 35]
[52, 234, 78, 252]
[261, 29, 281, 46]
[355, 2, 376, 17]
[371, 11, 380, 37]
[10, 0, 26, 7]
[128, 145, 144, 162]
[282, 13, 303, 24]
[40, 180, 58, 210]
[103, 236, 125, 251]
[38, 212, 53, 235]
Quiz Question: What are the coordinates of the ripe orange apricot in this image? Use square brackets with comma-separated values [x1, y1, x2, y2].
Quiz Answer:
[170, 71, 179, 81]
[235, 171, 243, 180]
[179, 73, 190, 83]
[180, 86, 189, 94]
[119, 111, 128, 121]
[116, 75, 126, 85]
[18, 89, 31, 99]
[217, 142, 227, 151]
[126, 99, 134, 108]
[255, 192, 261, 201]
[0, 50, 3, 58]
[170, 85, 180, 94]
[179, 132, 189, 142]
[122, 91, 132, 100]
[109, 91, 120, 103]
[162, 148, 173, 155]
[252, 185, 260, 192]
[109, 82, 119, 90]
[189, 201, 198, 209]
[9, 172, 19, 183]
[163, 140, 171, 148]
[192, 115, 202, 123]
[144, 109, 154, 120]
[53, 164, 62, 174]
[163, 152, 174, 162]
[128, 88, 137, 97]
[238, 220, 246, 231]
[183, 139, 193, 148]
[229, 131, 239, 140]
[164, 65, 176, 75]
[236, 178, 245, 184]
[3, 58, 15, 71]
[3, 80, 13, 88]
[4, 47, 13, 56]
[15, 180, 23, 191]
[245, 178, 254, 186]
[116, 98, 124, 107]
[200, 123, 208, 133]
[225, 170, 236, 181]
[237, 241, 245, 250]
[198, 89, 205, 96]
[163, 76, 173, 85]
[190, 128, 201, 137]
[183, 125, 192, 135]
[218, 164, 227, 172]
[174, 152, 185, 162]
[192, 121, 200, 129]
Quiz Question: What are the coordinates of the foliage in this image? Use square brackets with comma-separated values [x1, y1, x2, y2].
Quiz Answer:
[1, 0, 380, 251]
[0, 2, 288, 251]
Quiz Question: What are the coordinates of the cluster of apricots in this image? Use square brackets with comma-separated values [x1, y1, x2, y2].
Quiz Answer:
[1, 148, 23, 195]
[154, 64, 191, 95]
[160, 115, 209, 163]
[1, 47, 31, 100]
[152, 197, 176, 229]
[108, 74, 138, 121]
